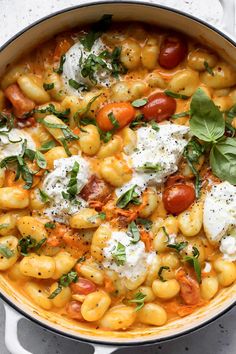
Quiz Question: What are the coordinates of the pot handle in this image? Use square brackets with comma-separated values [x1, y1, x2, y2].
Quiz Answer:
[91, 344, 118, 354]
[221, 0, 235, 36]
[4, 303, 32, 354]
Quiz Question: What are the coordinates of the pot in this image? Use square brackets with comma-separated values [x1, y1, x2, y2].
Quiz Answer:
[0, 1, 236, 353]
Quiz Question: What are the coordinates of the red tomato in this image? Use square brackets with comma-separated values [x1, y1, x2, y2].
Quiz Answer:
[66, 301, 84, 320]
[163, 184, 195, 214]
[159, 36, 188, 69]
[96, 102, 135, 131]
[4, 84, 35, 118]
[166, 174, 186, 188]
[70, 277, 97, 295]
[176, 269, 201, 305]
[141, 93, 176, 122]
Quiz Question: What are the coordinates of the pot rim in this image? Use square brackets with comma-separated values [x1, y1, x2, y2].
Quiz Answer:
[0, 0, 236, 347]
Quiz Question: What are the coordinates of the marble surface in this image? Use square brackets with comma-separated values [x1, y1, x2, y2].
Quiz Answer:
[0, 0, 236, 353]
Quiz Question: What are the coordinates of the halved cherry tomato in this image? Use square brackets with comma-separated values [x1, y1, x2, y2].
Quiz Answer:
[66, 301, 84, 320]
[163, 184, 195, 214]
[159, 36, 188, 69]
[176, 269, 201, 305]
[166, 174, 186, 188]
[141, 92, 176, 122]
[70, 277, 97, 295]
[4, 84, 35, 117]
[96, 102, 135, 131]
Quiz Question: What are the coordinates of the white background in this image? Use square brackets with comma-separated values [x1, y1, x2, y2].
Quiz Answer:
[0, 0, 236, 353]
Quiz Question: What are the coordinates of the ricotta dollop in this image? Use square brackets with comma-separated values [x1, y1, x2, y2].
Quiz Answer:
[62, 38, 113, 96]
[203, 182, 236, 260]
[103, 230, 156, 281]
[0, 128, 36, 159]
[116, 124, 190, 197]
[42, 155, 90, 223]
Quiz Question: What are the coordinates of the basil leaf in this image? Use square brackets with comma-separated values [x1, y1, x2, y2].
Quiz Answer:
[87, 212, 106, 223]
[165, 90, 189, 100]
[132, 98, 148, 108]
[116, 185, 140, 209]
[100, 131, 113, 143]
[162, 226, 170, 242]
[74, 94, 101, 124]
[112, 242, 126, 266]
[158, 266, 170, 282]
[190, 88, 225, 142]
[68, 78, 88, 92]
[39, 189, 51, 203]
[54, 54, 66, 74]
[136, 162, 162, 172]
[136, 218, 153, 231]
[48, 286, 62, 299]
[34, 238, 47, 251]
[35, 104, 70, 120]
[108, 112, 120, 129]
[39, 140, 56, 152]
[129, 291, 146, 311]
[66, 161, 80, 199]
[210, 137, 236, 184]
[167, 241, 188, 253]
[80, 14, 112, 51]
[35, 150, 47, 169]
[0, 244, 13, 258]
[45, 222, 56, 229]
[43, 83, 54, 91]
[129, 114, 146, 129]
[18, 236, 45, 256]
[127, 221, 140, 243]
[172, 111, 190, 119]
[59, 271, 78, 287]
[150, 120, 160, 131]
[204, 61, 214, 76]
[0, 223, 9, 229]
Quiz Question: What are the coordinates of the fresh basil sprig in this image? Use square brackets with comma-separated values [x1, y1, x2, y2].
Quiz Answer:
[190, 88, 236, 184]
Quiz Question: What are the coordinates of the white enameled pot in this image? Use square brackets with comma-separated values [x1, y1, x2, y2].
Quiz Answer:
[0, 1, 236, 353]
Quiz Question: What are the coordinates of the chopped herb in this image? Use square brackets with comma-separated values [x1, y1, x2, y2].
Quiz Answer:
[45, 222, 56, 229]
[116, 185, 140, 209]
[81, 53, 109, 84]
[132, 98, 148, 108]
[87, 212, 106, 223]
[204, 61, 214, 76]
[136, 218, 153, 231]
[183, 247, 202, 283]
[129, 114, 146, 129]
[108, 111, 120, 129]
[0, 223, 9, 229]
[136, 162, 162, 172]
[68, 78, 88, 92]
[35, 150, 47, 169]
[172, 111, 190, 119]
[150, 120, 160, 131]
[48, 270, 78, 299]
[35, 103, 70, 120]
[43, 83, 54, 91]
[127, 221, 140, 243]
[129, 291, 146, 311]
[109, 46, 127, 78]
[162, 226, 170, 242]
[165, 90, 189, 100]
[39, 189, 51, 203]
[158, 266, 170, 282]
[112, 242, 126, 266]
[225, 104, 236, 137]
[18, 236, 46, 256]
[73, 94, 101, 125]
[183, 138, 205, 198]
[0, 244, 13, 258]
[0, 112, 15, 131]
[54, 54, 66, 74]
[77, 256, 86, 263]
[80, 14, 112, 51]
[67, 161, 80, 199]
[100, 130, 113, 143]
[167, 241, 188, 253]
[39, 140, 56, 152]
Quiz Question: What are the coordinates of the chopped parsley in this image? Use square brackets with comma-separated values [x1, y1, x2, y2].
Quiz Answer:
[116, 185, 140, 209]
[129, 291, 146, 311]
[48, 270, 78, 299]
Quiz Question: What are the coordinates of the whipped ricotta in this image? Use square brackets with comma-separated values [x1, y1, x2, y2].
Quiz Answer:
[103, 230, 156, 281]
[42, 155, 90, 223]
[62, 38, 113, 96]
[116, 124, 190, 197]
[0, 128, 36, 159]
[203, 182, 236, 260]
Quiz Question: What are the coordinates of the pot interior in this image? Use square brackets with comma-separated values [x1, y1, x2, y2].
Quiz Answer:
[0, 1, 236, 345]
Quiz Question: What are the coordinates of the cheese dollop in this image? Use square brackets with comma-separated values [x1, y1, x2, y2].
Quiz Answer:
[103, 230, 156, 281]
[203, 182, 236, 260]
[116, 124, 190, 197]
[0, 128, 36, 159]
[62, 38, 113, 96]
[42, 155, 90, 223]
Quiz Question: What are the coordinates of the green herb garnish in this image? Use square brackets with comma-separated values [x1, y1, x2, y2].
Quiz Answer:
[87, 212, 106, 223]
[165, 90, 189, 100]
[0, 244, 13, 258]
[127, 221, 140, 243]
[204, 61, 214, 76]
[62, 161, 80, 201]
[39, 189, 51, 203]
[39, 140, 56, 152]
[112, 242, 126, 266]
[132, 98, 148, 108]
[68, 78, 88, 92]
[34, 103, 70, 120]
[18, 236, 46, 256]
[48, 270, 78, 299]
[171, 111, 190, 119]
[136, 162, 162, 172]
[45, 222, 56, 229]
[136, 218, 153, 231]
[158, 266, 170, 282]
[54, 54, 66, 74]
[129, 291, 146, 311]
[184, 246, 202, 283]
[108, 111, 120, 129]
[116, 185, 140, 209]
[43, 83, 54, 91]
[167, 241, 188, 253]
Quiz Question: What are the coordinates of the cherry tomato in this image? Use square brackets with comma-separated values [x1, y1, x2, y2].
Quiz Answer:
[176, 269, 201, 305]
[96, 102, 135, 131]
[70, 277, 97, 295]
[66, 301, 84, 320]
[159, 36, 188, 69]
[163, 184, 195, 214]
[4, 84, 35, 118]
[141, 93, 176, 122]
